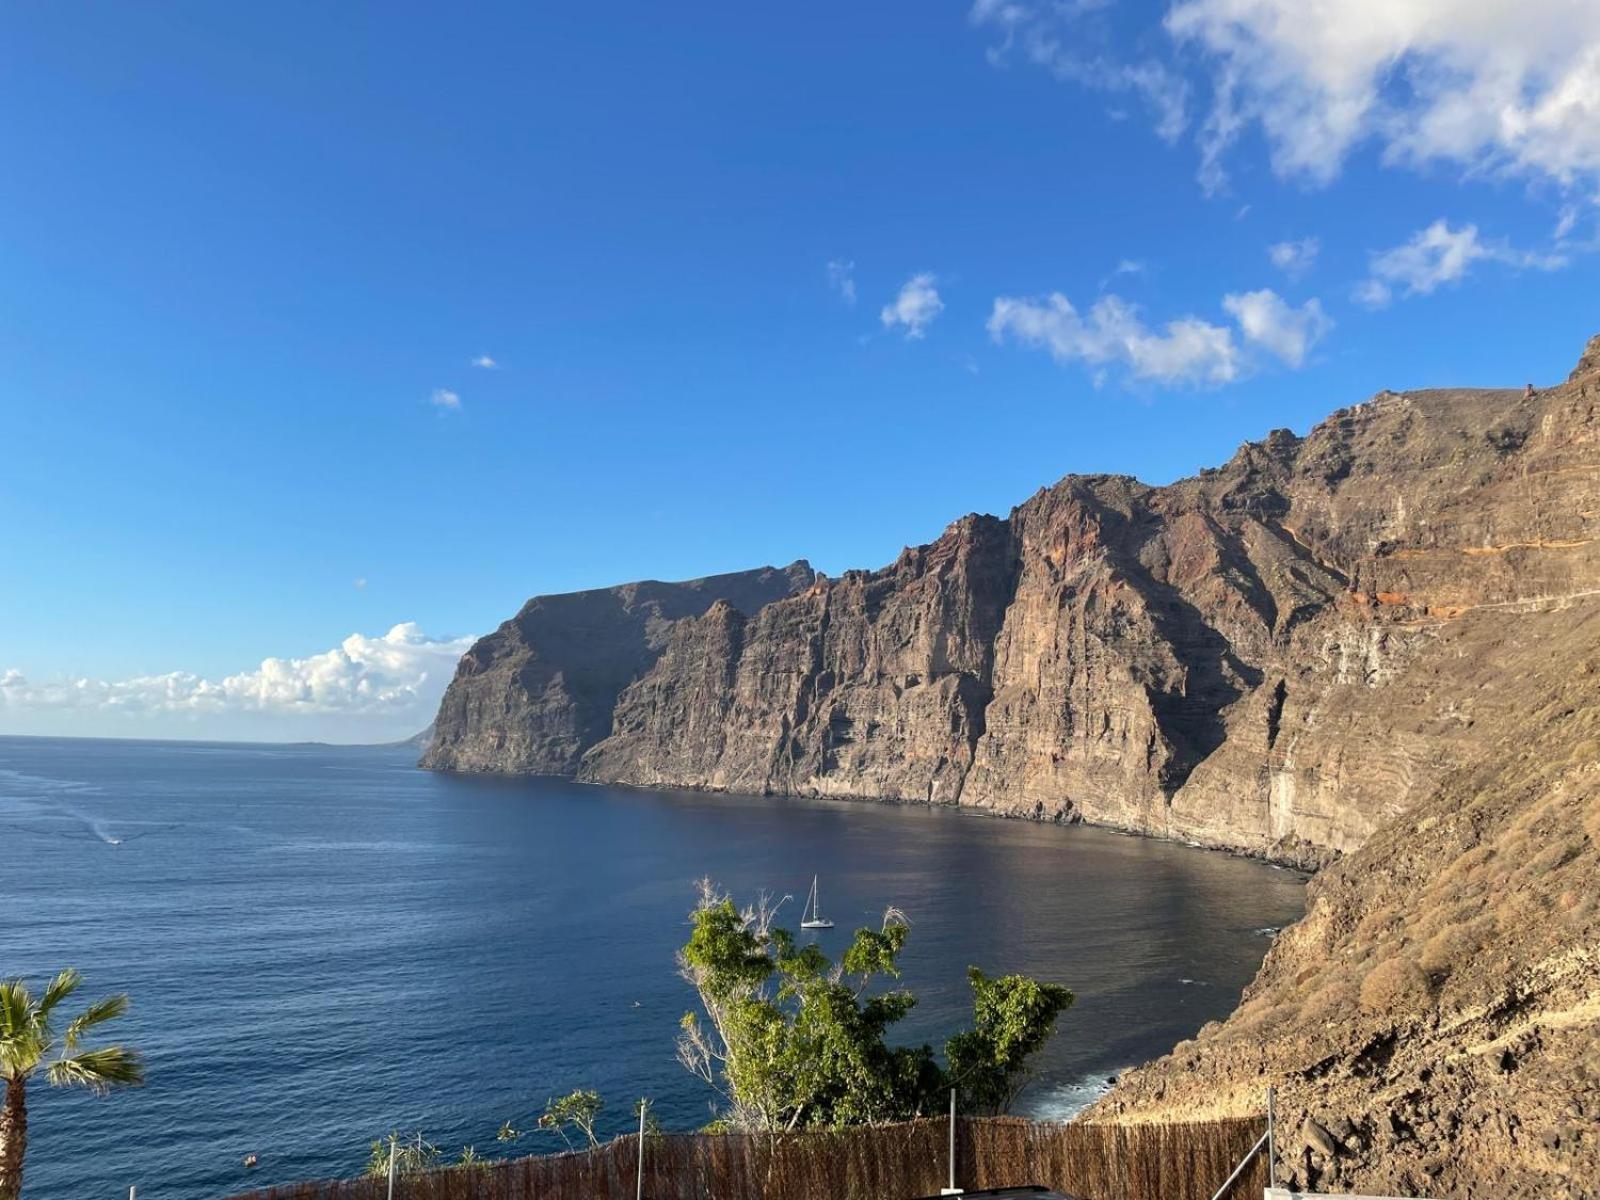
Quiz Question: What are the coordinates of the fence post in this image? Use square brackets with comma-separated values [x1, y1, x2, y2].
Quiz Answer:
[387, 1133, 397, 1200]
[636, 1098, 648, 1200]
[942, 1087, 958, 1195]
[1266, 1086, 1277, 1191]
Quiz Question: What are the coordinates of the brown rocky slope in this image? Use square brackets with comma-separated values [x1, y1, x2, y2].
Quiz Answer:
[1087, 594, 1600, 1197]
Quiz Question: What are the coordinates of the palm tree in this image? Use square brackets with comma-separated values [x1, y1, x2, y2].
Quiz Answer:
[0, 969, 145, 1200]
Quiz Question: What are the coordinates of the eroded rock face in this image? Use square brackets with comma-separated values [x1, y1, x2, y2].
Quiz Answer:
[1086, 598, 1600, 1198]
[420, 561, 815, 773]
[432, 336, 1600, 868]
[567, 340, 1600, 864]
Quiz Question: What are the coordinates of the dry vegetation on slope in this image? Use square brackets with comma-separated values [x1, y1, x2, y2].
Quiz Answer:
[1088, 597, 1600, 1198]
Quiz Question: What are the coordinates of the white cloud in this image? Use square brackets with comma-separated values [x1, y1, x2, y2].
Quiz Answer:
[1267, 237, 1320, 279]
[881, 273, 944, 340]
[471, 355, 498, 369]
[1353, 219, 1566, 308]
[989, 281, 1333, 384]
[0, 625, 475, 740]
[354, 577, 368, 590]
[826, 259, 858, 306]
[988, 292, 1239, 386]
[1100, 258, 1147, 288]
[430, 388, 461, 410]
[968, 0, 1600, 201]
[1222, 289, 1332, 367]
[1166, 0, 1600, 194]
[971, 1, 1190, 142]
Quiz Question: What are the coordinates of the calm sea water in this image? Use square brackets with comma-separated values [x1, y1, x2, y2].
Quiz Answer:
[0, 736, 1305, 1200]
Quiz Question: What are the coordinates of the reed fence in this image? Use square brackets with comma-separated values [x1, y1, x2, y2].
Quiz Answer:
[224, 1115, 1267, 1200]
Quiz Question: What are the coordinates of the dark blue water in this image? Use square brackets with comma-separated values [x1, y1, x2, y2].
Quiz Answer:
[0, 736, 1305, 1200]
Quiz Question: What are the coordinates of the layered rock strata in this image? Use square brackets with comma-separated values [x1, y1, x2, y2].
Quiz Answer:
[421, 562, 815, 774]
[427, 336, 1600, 869]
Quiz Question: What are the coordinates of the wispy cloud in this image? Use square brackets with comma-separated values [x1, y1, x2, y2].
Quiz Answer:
[988, 283, 1329, 385]
[881, 273, 944, 340]
[826, 259, 857, 306]
[430, 388, 462, 410]
[988, 292, 1239, 386]
[471, 355, 499, 369]
[971, 1, 1190, 143]
[1099, 259, 1147, 289]
[1353, 219, 1566, 308]
[1267, 237, 1320, 279]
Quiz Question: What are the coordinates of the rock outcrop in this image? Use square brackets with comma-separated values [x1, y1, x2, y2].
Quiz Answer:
[421, 562, 814, 773]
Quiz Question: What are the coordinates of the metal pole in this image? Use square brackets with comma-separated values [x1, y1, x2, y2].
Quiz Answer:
[636, 1098, 648, 1200]
[130, 1189, 137, 1200]
[387, 1134, 397, 1200]
[1266, 1086, 1277, 1191]
[948, 1087, 957, 1193]
[1207, 1130, 1270, 1200]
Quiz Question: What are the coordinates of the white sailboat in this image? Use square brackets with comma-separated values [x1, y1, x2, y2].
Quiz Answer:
[800, 874, 834, 930]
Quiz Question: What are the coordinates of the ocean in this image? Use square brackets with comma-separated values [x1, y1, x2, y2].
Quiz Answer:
[0, 736, 1305, 1199]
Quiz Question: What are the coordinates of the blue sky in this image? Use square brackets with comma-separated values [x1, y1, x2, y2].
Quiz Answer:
[3, 0, 1598, 740]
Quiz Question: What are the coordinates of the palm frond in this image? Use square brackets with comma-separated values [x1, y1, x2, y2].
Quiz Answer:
[0, 979, 36, 1037]
[37, 968, 82, 1025]
[64, 993, 130, 1049]
[47, 1046, 146, 1093]
[0, 981, 45, 1076]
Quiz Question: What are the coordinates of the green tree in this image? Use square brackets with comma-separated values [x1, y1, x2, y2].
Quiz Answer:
[364, 1131, 441, 1177]
[676, 880, 1073, 1133]
[0, 969, 145, 1200]
[540, 1089, 603, 1149]
[945, 968, 1075, 1114]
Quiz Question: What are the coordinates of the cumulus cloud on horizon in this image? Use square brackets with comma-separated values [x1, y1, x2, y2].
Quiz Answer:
[1, 624, 476, 742]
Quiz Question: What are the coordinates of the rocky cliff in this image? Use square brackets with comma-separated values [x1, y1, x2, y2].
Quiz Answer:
[1086, 592, 1600, 1197]
[568, 338, 1600, 867]
[420, 561, 814, 773]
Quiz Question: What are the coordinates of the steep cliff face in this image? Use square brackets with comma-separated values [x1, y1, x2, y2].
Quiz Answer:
[578, 514, 1017, 802]
[1087, 596, 1600, 1198]
[431, 335, 1600, 865]
[420, 561, 814, 773]
[570, 338, 1600, 863]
